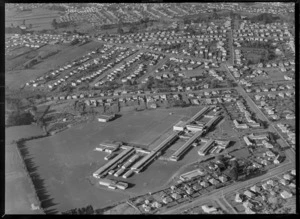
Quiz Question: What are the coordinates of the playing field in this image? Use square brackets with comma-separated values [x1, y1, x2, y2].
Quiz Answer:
[265, 68, 286, 82]
[23, 106, 204, 212]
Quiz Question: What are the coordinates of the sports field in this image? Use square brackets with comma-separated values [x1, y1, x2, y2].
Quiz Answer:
[265, 68, 286, 82]
[23, 106, 204, 212]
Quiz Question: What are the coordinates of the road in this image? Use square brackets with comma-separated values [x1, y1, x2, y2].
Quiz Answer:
[52, 86, 236, 103]
[94, 38, 213, 63]
[228, 29, 235, 66]
[136, 56, 170, 83]
[89, 50, 142, 86]
[159, 62, 296, 214]
[163, 161, 294, 214]
[223, 63, 294, 154]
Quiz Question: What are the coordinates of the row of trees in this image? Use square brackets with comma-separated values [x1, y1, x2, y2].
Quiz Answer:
[51, 19, 72, 29]
[73, 100, 86, 115]
[249, 13, 281, 24]
[61, 205, 94, 214]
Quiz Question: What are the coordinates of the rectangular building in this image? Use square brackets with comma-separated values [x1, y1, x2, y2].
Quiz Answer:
[170, 131, 203, 161]
[98, 114, 116, 122]
[123, 169, 134, 179]
[114, 168, 126, 177]
[205, 116, 222, 129]
[187, 106, 210, 123]
[243, 136, 253, 146]
[248, 133, 269, 140]
[180, 169, 205, 181]
[186, 125, 203, 132]
[93, 147, 134, 178]
[173, 121, 187, 131]
[99, 178, 116, 187]
[198, 139, 215, 156]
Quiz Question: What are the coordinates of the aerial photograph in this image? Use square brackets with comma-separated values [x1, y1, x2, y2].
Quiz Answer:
[5, 2, 296, 215]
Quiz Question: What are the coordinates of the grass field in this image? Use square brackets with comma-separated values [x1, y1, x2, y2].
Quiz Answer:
[5, 125, 45, 214]
[22, 106, 204, 212]
[5, 7, 61, 31]
[265, 68, 286, 82]
[183, 68, 206, 78]
[103, 202, 140, 214]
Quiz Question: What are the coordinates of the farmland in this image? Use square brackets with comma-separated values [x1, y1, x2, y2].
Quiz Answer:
[5, 7, 61, 31]
[6, 40, 103, 89]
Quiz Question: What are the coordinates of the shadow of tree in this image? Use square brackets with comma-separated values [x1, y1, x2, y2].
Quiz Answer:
[16, 137, 59, 214]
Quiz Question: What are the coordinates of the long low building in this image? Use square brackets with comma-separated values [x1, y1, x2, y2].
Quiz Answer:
[131, 151, 156, 173]
[128, 154, 140, 163]
[198, 139, 215, 156]
[131, 133, 179, 173]
[173, 121, 187, 131]
[180, 169, 205, 181]
[99, 142, 121, 148]
[122, 160, 133, 169]
[153, 132, 179, 152]
[114, 168, 127, 177]
[98, 114, 116, 122]
[186, 124, 203, 132]
[205, 115, 222, 130]
[122, 169, 134, 178]
[170, 131, 203, 161]
[187, 106, 210, 123]
[99, 178, 116, 187]
[93, 147, 134, 178]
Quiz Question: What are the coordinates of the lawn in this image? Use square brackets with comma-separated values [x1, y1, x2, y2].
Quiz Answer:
[103, 202, 140, 214]
[265, 68, 286, 82]
[5, 125, 45, 214]
[5, 144, 43, 214]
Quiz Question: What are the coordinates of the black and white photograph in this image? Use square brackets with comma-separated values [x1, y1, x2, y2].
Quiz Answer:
[4, 2, 296, 215]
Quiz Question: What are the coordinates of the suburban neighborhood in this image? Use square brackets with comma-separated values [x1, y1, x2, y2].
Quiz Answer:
[5, 2, 295, 215]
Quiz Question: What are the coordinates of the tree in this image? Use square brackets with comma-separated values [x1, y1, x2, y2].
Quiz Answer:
[268, 132, 277, 143]
[210, 80, 218, 89]
[247, 59, 254, 65]
[183, 17, 191, 25]
[229, 159, 238, 169]
[86, 205, 94, 214]
[212, 9, 219, 19]
[52, 19, 58, 29]
[31, 106, 37, 112]
[227, 80, 234, 87]
[228, 166, 238, 181]
[117, 27, 124, 35]
[129, 25, 138, 33]
[217, 155, 225, 163]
